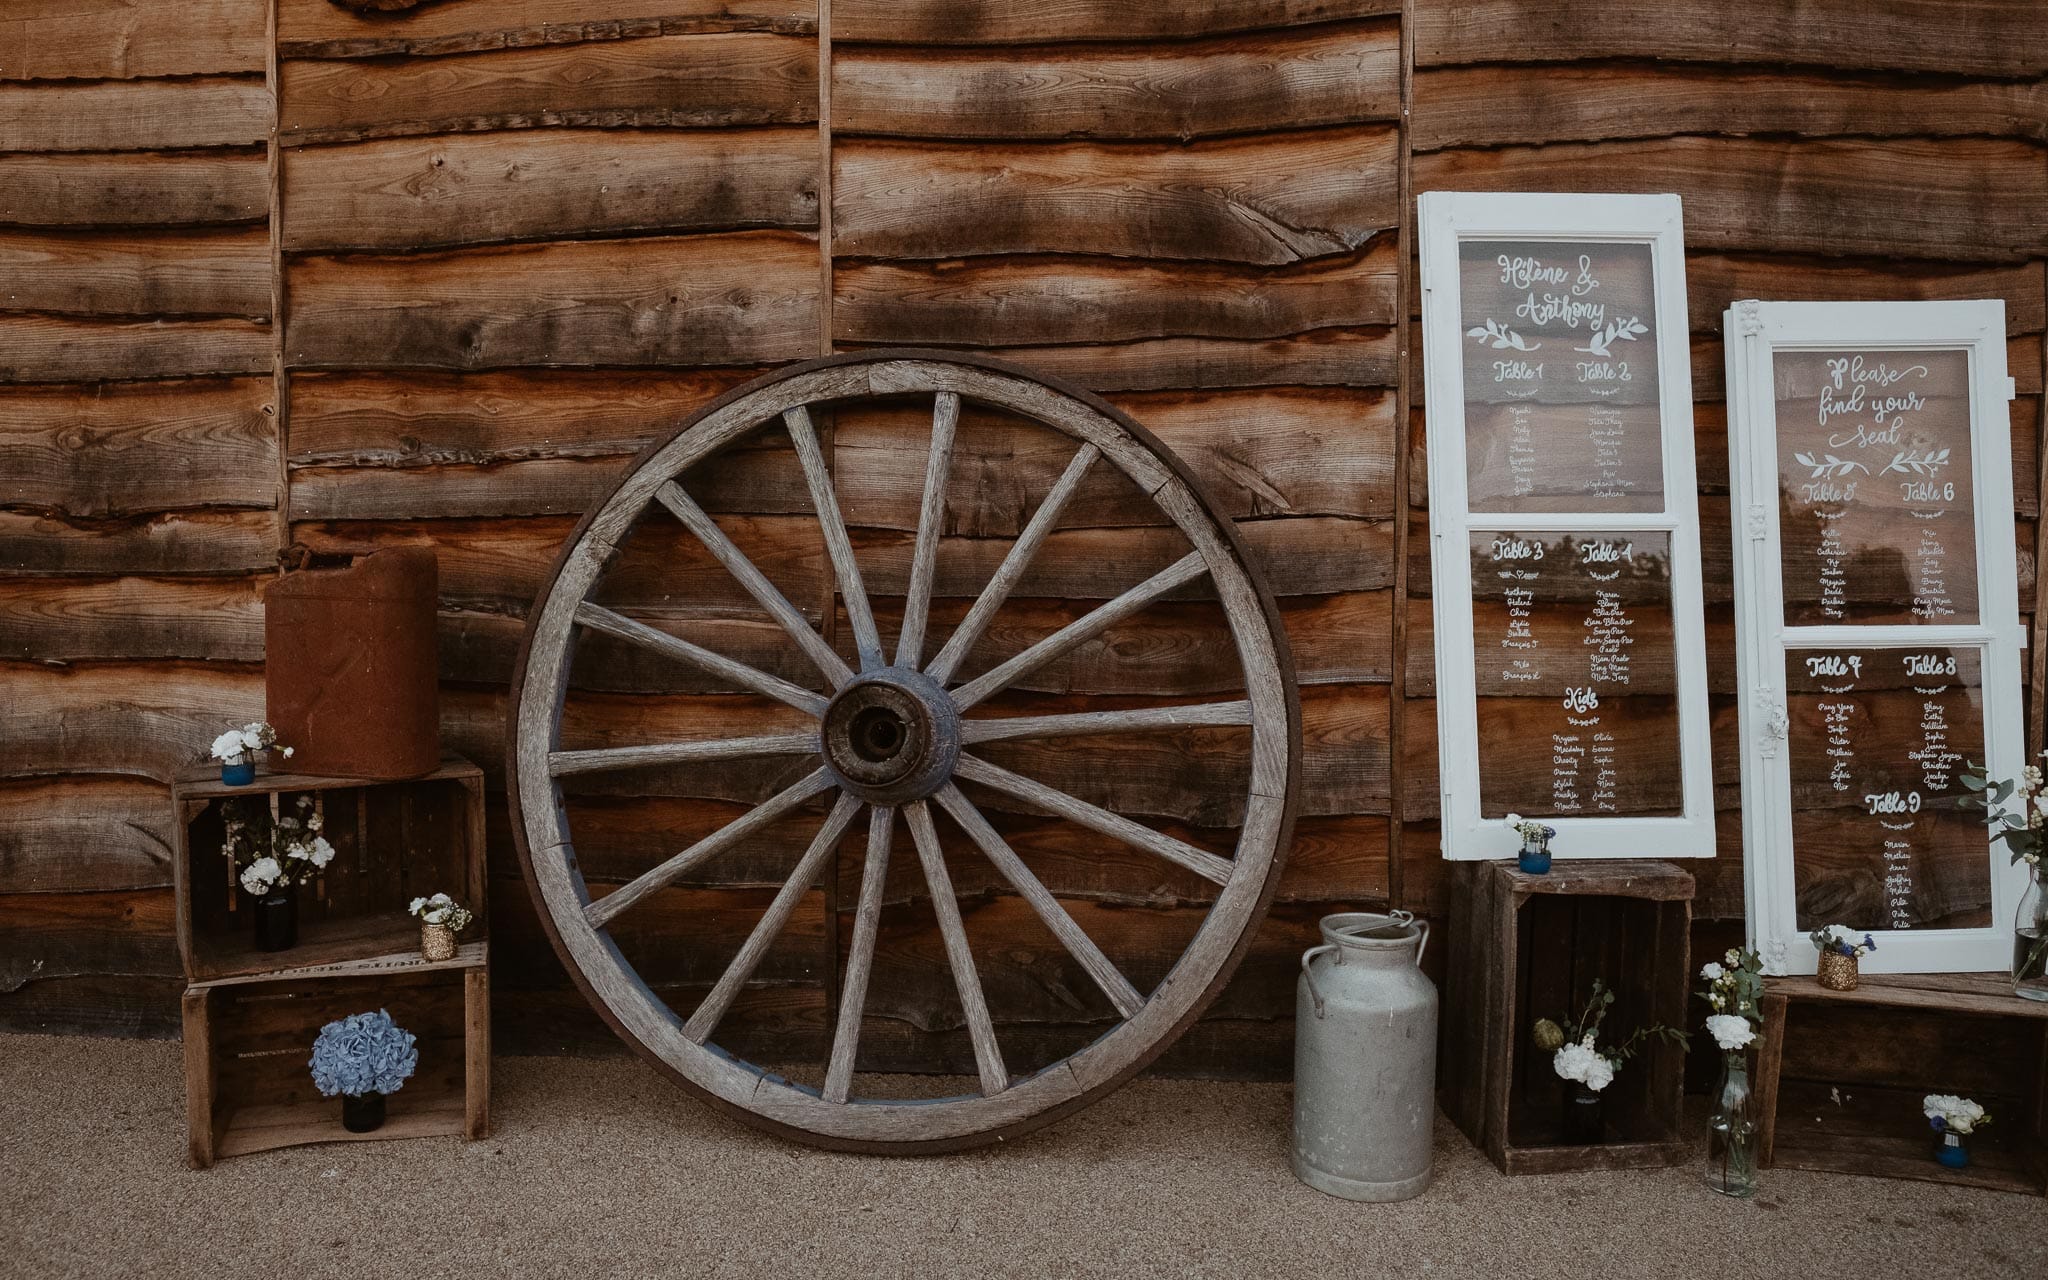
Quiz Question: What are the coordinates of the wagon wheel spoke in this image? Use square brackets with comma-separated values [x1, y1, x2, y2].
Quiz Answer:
[655, 481, 855, 691]
[550, 731, 820, 778]
[948, 552, 1209, 711]
[959, 700, 1252, 745]
[576, 601, 827, 716]
[683, 792, 864, 1045]
[904, 800, 1008, 1095]
[895, 392, 959, 670]
[785, 404, 885, 673]
[954, 755, 1232, 886]
[923, 443, 1100, 685]
[824, 804, 896, 1103]
[586, 767, 835, 930]
[934, 783, 1144, 1018]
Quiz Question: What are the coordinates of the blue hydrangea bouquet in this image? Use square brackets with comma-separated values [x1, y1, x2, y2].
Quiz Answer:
[310, 1009, 418, 1100]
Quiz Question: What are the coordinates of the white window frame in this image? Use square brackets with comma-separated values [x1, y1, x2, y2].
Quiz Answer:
[1420, 192, 1715, 861]
[1727, 300, 2026, 974]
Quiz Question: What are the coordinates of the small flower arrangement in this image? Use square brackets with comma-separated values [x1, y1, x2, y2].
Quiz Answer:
[309, 1009, 418, 1099]
[1809, 925, 1877, 959]
[224, 794, 335, 896]
[208, 722, 293, 767]
[1531, 979, 1686, 1093]
[1957, 755, 2047, 868]
[1924, 1094, 1991, 1136]
[409, 893, 474, 934]
[1504, 813, 1556, 847]
[1698, 947, 1766, 1052]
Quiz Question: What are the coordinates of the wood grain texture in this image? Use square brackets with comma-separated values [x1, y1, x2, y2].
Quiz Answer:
[0, 151, 267, 229]
[834, 24, 1398, 140]
[286, 232, 819, 369]
[2, 0, 267, 80]
[1413, 63, 2048, 152]
[966, 329, 1400, 393]
[1683, 255, 2046, 335]
[276, 0, 817, 58]
[0, 775, 175, 894]
[834, 243, 1397, 346]
[1414, 1, 2048, 77]
[0, 379, 276, 516]
[282, 128, 819, 251]
[834, 1, 1399, 43]
[0, 510, 278, 577]
[0, 576, 264, 662]
[280, 32, 816, 143]
[0, 662, 263, 781]
[0, 887, 178, 995]
[0, 316, 271, 384]
[0, 77, 271, 152]
[0, 229, 272, 320]
[1412, 137, 2048, 263]
[834, 129, 1398, 264]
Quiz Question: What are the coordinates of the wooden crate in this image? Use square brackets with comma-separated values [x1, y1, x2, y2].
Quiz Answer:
[1441, 859, 1694, 1174]
[183, 962, 489, 1169]
[172, 756, 486, 983]
[1756, 974, 2048, 1196]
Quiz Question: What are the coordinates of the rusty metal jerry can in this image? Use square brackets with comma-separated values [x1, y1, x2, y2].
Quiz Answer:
[264, 546, 441, 779]
[1292, 910, 1437, 1201]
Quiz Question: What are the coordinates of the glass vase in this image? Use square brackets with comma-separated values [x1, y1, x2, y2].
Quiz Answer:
[341, 1091, 386, 1133]
[1936, 1129, 1970, 1169]
[251, 887, 297, 952]
[1560, 1080, 1603, 1144]
[1705, 1050, 1758, 1198]
[2015, 865, 2048, 1002]
[1518, 835, 1551, 876]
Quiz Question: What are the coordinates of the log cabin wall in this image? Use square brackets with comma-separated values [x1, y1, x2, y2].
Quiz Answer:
[0, 1, 2043, 1078]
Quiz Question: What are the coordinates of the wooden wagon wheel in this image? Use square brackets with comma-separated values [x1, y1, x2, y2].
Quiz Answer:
[508, 350, 1301, 1152]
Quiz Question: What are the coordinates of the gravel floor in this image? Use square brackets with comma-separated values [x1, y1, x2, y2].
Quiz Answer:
[0, 1033, 2036, 1279]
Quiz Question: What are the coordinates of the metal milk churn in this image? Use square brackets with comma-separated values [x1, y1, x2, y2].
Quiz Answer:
[1291, 910, 1437, 1201]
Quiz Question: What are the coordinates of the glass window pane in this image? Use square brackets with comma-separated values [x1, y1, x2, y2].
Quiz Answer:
[1784, 645, 1991, 932]
[1458, 240, 1665, 513]
[1773, 348, 1978, 625]
[1469, 529, 1682, 818]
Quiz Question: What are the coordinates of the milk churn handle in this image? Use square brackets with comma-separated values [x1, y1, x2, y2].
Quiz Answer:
[1301, 945, 1339, 1019]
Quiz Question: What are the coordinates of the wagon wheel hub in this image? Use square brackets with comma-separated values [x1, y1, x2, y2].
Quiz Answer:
[821, 668, 959, 804]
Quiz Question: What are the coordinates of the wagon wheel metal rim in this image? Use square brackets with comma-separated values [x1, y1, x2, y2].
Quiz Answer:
[508, 350, 1302, 1152]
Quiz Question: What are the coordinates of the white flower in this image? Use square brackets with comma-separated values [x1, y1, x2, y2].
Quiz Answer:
[239, 856, 284, 896]
[1725, 948, 1741, 967]
[1924, 1094, 1989, 1135]
[425, 907, 448, 925]
[282, 746, 295, 758]
[429, 892, 452, 907]
[211, 730, 247, 763]
[1700, 962, 1724, 981]
[308, 836, 334, 868]
[1707, 1014, 1755, 1052]
[409, 897, 428, 914]
[1553, 1041, 1615, 1092]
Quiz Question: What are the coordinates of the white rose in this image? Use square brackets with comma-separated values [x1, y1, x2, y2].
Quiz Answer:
[1700, 962, 1724, 981]
[211, 730, 246, 762]
[430, 893, 452, 906]
[281, 746, 295, 758]
[409, 897, 428, 914]
[1583, 1055, 1614, 1092]
[1707, 1014, 1755, 1052]
[425, 908, 448, 924]
[308, 837, 334, 868]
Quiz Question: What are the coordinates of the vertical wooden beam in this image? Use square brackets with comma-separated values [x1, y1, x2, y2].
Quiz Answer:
[182, 988, 216, 1169]
[2032, 257, 2048, 754]
[464, 965, 491, 1139]
[1387, 0, 1418, 910]
[267, 0, 289, 560]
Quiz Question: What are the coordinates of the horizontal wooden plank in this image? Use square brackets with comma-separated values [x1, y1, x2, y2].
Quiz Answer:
[0, 76, 270, 152]
[834, 241, 1398, 346]
[1683, 254, 2046, 335]
[966, 329, 1399, 393]
[1413, 1, 2048, 77]
[292, 510, 1394, 606]
[0, 775, 175, 894]
[835, 1, 1400, 43]
[285, 232, 819, 370]
[0, 887, 177, 994]
[0, 379, 276, 515]
[277, 0, 816, 59]
[0, 972, 179, 1036]
[0, 151, 267, 229]
[2, 0, 266, 81]
[0, 228, 272, 320]
[286, 368, 759, 463]
[1412, 137, 2048, 263]
[1413, 63, 2048, 152]
[280, 32, 816, 144]
[835, 128, 1399, 264]
[0, 576, 265, 662]
[282, 128, 818, 252]
[834, 23, 1398, 140]
[0, 661, 265, 782]
[0, 510, 278, 578]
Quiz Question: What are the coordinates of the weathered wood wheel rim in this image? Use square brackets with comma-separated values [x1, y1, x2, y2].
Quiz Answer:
[509, 350, 1302, 1152]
